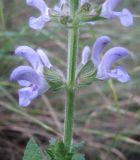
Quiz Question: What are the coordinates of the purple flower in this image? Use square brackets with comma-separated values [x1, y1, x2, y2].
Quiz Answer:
[96, 47, 130, 82]
[26, 0, 68, 30]
[101, 0, 133, 27]
[26, 0, 50, 30]
[81, 36, 130, 82]
[10, 46, 52, 107]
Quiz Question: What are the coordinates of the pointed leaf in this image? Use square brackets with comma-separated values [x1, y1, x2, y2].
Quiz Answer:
[23, 138, 43, 160]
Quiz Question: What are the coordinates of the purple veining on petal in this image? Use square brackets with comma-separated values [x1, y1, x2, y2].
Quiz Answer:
[91, 35, 111, 67]
[37, 49, 52, 69]
[15, 46, 42, 70]
[81, 46, 91, 65]
[96, 47, 129, 81]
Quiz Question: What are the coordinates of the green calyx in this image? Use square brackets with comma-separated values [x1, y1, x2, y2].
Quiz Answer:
[76, 60, 97, 88]
[44, 67, 65, 91]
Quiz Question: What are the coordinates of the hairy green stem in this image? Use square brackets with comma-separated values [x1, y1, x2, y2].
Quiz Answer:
[64, 27, 79, 149]
[64, 0, 79, 149]
[70, 0, 79, 17]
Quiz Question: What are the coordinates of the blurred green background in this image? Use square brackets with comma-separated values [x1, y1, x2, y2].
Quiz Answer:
[0, 0, 140, 159]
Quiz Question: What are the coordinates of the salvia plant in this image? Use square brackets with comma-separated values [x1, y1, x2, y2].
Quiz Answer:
[10, 0, 134, 159]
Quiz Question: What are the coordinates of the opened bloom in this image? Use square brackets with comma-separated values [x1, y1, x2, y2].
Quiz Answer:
[10, 46, 52, 107]
[81, 36, 130, 82]
[26, 0, 51, 30]
[101, 0, 133, 27]
[26, 0, 67, 30]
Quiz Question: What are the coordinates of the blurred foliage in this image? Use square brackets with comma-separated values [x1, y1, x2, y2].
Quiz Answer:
[0, 0, 140, 160]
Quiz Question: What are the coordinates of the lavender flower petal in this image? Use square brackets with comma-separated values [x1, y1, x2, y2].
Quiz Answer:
[81, 46, 91, 65]
[96, 47, 129, 80]
[114, 9, 133, 27]
[37, 49, 52, 68]
[91, 36, 111, 67]
[102, 0, 121, 11]
[101, 0, 121, 19]
[101, 0, 133, 27]
[18, 80, 31, 87]
[26, 0, 50, 30]
[10, 66, 40, 84]
[18, 87, 38, 107]
[53, 5, 61, 12]
[10, 65, 48, 93]
[99, 47, 129, 70]
[29, 16, 50, 30]
[26, 0, 47, 14]
[15, 46, 42, 70]
[108, 66, 130, 82]
[10, 65, 49, 106]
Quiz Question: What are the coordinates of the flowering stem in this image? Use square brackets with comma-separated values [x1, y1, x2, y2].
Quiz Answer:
[64, 0, 79, 149]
